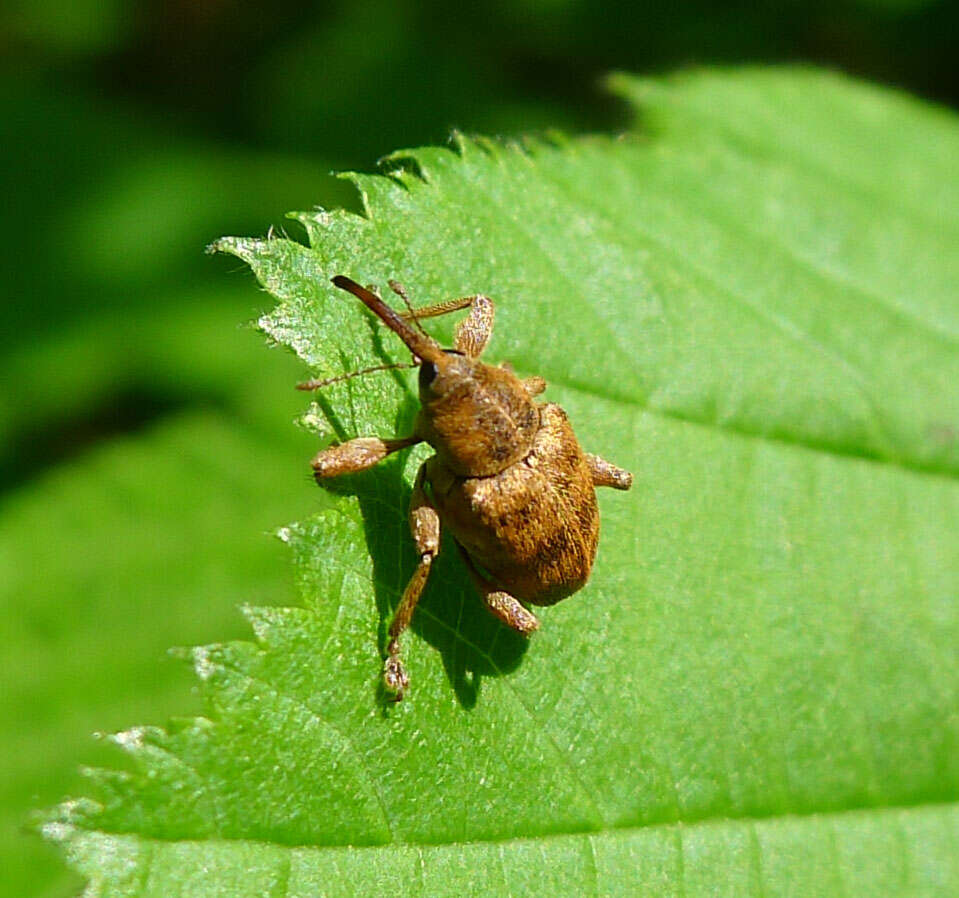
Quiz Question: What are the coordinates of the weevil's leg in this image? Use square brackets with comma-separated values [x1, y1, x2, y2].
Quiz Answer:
[383, 463, 440, 700]
[454, 543, 539, 636]
[498, 363, 544, 396]
[585, 453, 633, 490]
[311, 435, 420, 480]
[522, 376, 547, 396]
[451, 296, 494, 357]
[389, 282, 495, 359]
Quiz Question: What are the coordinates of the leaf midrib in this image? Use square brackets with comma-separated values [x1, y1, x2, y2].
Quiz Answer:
[63, 796, 959, 853]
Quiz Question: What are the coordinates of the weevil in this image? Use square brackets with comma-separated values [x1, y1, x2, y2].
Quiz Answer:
[301, 275, 632, 700]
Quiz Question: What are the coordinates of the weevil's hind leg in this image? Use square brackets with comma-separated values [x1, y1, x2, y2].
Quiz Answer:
[311, 435, 420, 480]
[455, 543, 539, 636]
[585, 453, 633, 490]
[389, 282, 495, 359]
[383, 462, 441, 700]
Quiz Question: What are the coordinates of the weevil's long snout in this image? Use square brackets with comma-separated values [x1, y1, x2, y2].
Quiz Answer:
[331, 276, 443, 363]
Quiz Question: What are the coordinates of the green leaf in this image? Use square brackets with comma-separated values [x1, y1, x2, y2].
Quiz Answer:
[45, 68, 959, 895]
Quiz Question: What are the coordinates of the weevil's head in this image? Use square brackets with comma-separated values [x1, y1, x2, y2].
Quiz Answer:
[415, 351, 539, 476]
[331, 276, 538, 477]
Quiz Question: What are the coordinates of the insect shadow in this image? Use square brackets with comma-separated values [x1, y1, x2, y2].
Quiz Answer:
[311, 338, 529, 710]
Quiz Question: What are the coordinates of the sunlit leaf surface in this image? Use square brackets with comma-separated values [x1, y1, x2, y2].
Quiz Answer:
[46, 68, 959, 896]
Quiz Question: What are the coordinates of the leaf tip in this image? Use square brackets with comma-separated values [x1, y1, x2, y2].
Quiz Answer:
[167, 644, 192, 663]
[39, 819, 75, 845]
[378, 151, 429, 185]
[275, 525, 293, 544]
[38, 798, 103, 840]
[603, 71, 657, 108]
[206, 235, 267, 264]
[189, 644, 221, 681]
[239, 603, 291, 646]
[295, 400, 334, 437]
[335, 170, 373, 218]
[448, 128, 468, 155]
[105, 725, 158, 753]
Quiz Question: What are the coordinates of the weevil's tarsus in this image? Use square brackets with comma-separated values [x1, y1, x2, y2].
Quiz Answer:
[383, 655, 410, 701]
[296, 361, 418, 392]
[395, 292, 495, 359]
[484, 591, 540, 635]
[383, 464, 441, 700]
[311, 435, 420, 480]
[451, 295, 494, 357]
[586, 453, 634, 490]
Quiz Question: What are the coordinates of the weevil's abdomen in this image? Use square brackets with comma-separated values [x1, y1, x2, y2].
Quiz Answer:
[427, 403, 599, 605]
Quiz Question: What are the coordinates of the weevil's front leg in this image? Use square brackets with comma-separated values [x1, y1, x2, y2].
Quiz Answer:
[389, 281, 494, 359]
[383, 463, 440, 700]
[585, 453, 633, 490]
[311, 435, 420, 480]
[450, 295, 494, 358]
[455, 544, 539, 636]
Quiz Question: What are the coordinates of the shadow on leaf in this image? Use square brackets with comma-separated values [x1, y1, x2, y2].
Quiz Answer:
[312, 386, 529, 711]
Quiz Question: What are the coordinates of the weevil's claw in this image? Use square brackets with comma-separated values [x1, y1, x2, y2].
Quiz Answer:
[383, 656, 410, 701]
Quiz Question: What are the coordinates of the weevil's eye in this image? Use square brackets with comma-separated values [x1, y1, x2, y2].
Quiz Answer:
[418, 360, 438, 389]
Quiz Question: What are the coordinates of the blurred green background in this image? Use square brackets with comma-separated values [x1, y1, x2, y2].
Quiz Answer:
[2, 1, 957, 895]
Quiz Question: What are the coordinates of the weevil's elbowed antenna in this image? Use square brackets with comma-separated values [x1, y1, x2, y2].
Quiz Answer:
[296, 361, 418, 391]
[296, 276, 442, 391]
[331, 276, 444, 363]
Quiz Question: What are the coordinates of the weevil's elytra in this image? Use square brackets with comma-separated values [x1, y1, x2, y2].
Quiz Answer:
[303, 275, 632, 700]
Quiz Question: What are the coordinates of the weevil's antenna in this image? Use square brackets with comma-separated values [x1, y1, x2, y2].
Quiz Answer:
[388, 279, 429, 337]
[296, 361, 418, 391]
[332, 276, 443, 362]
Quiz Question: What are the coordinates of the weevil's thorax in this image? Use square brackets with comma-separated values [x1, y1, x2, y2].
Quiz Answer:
[416, 353, 539, 477]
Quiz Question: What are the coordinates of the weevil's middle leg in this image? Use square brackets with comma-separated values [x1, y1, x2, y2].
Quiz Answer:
[585, 453, 633, 490]
[455, 543, 539, 636]
[499, 364, 545, 397]
[383, 462, 440, 700]
[522, 375, 547, 396]
[389, 281, 495, 359]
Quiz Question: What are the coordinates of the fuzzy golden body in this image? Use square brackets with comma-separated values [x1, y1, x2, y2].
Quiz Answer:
[428, 403, 599, 606]
[306, 276, 632, 699]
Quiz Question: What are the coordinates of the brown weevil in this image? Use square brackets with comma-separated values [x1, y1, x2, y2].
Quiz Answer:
[301, 275, 633, 700]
